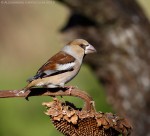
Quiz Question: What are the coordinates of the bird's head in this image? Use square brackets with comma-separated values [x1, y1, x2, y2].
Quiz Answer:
[69, 39, 96, 54]
[62, 39, 96, 63]
[65, 39, 96, 54]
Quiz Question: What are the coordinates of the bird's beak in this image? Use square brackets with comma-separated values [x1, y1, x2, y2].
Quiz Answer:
[85, 44, 97, 54]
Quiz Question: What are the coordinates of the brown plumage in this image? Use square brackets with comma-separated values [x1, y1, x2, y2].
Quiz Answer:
[38, 51, 75, 72]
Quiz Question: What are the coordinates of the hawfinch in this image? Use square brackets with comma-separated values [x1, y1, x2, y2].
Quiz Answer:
[22, 39, 96, 92]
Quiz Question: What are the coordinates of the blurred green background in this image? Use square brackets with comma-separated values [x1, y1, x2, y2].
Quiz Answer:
[0, 1, 149, 136]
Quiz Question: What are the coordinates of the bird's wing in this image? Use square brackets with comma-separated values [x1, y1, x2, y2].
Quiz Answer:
[27, 51, 76, 82]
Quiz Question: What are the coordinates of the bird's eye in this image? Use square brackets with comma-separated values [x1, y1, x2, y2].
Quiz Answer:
[80, 44, 88, 49]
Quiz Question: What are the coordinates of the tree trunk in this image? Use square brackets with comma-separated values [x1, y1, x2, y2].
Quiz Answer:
[56, 0, 150, 136]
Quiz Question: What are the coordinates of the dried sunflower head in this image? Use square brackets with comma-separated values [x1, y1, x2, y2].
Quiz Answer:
[43, 99, 132, 136]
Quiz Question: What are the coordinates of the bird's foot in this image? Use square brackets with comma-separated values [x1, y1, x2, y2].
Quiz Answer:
[64, 85, 76, 95]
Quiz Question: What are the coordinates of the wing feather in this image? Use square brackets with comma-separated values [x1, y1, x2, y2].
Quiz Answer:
[27, 51, 75, 82]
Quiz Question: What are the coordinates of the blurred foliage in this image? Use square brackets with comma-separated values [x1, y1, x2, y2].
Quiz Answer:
[0, 0, 149, 136]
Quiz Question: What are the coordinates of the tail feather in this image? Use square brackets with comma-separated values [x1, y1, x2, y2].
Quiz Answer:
[23, 80, 37, 92]
[26, 73, 42, 82]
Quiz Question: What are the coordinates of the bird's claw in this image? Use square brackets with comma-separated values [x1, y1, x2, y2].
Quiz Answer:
[64, 86, 76, 95]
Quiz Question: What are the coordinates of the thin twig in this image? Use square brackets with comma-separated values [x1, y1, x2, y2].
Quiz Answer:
[0, 88, 95, 112]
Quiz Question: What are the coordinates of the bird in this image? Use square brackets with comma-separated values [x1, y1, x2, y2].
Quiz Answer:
[22, 39, 96, 92]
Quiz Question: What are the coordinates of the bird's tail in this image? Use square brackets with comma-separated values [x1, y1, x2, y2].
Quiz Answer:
[20, 85, 30, 93]
[23, 78, 42, 92]
[25, 82, 35, 91]
[20, 81, 36, 93]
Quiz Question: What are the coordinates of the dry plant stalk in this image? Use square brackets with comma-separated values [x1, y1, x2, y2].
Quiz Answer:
[0, 88, 132, 135]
